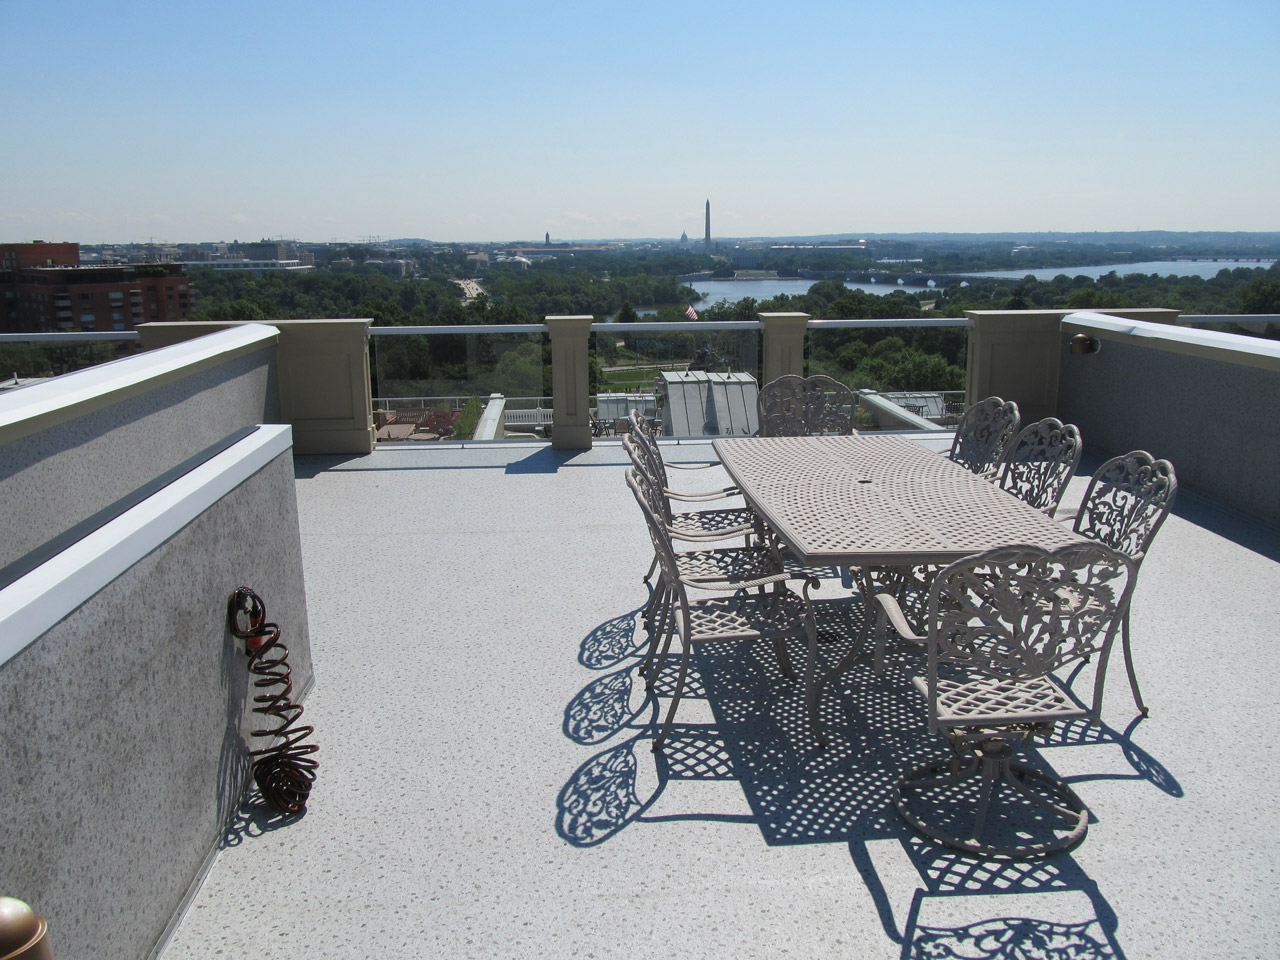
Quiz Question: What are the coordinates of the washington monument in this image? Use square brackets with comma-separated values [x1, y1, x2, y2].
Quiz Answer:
[704, 200, 710, 254]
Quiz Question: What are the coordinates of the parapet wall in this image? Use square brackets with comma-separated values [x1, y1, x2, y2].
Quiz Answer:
[0, 329, 312, 960]
[0, 324, 279, 572]
[1057, 312, 1280, 529]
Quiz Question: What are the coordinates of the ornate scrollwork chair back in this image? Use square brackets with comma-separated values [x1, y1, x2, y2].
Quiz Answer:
[1073, 451, 1177, 559]
[884, 542, 1136, 857]
[995, 418, 1083, 516]
[948, 396, 1021, 476]
[1068, 450, 1177, 716]
[923, 544, 1135, 718]
[757, 374, 857, 437]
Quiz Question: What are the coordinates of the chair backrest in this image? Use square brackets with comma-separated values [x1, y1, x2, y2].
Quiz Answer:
[923, 543, 1136, 717]
[624, 467, 690, 612]
[757, 374, 857, 437]
[1072, 451, 1177, 562]
[948, 396, 1021, 475]
[996, 418, 1083, 516]
[627, 408, 671, 489]
[621, 434, 674, 523]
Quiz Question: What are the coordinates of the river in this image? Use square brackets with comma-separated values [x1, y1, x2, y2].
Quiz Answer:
[683, 260, 1275, 309]
[613, 259, 1275, 316]
[965, 259, 1275, 282]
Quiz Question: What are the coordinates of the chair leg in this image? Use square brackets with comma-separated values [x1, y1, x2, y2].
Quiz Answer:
[640, 588, 672, 684]
[642, 569, 665, 624]
[802, 616, 826, 749]
[642, 551, 659, 584]
[653, 641, 693, 752]
[1120, 611, 1149, 717]
[646, 606, 678, 691]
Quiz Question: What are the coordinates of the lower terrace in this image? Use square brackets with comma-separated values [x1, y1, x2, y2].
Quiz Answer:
[2, 309, 1279, 959]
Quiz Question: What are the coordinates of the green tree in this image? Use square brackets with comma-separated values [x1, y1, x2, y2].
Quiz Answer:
[616, 301, 638, 323]
[1241, 276, 1280, 314]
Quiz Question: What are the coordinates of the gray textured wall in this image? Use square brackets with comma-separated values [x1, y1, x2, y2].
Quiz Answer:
[0, 451, 311, 960]
[1057, 334, 1280, 529]
[0, 346, 278, 569]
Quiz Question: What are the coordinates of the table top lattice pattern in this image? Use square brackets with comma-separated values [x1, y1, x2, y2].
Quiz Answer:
[713, 435, 1083, 566]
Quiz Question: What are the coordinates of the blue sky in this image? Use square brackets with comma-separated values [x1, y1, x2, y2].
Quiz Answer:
[2, 0, 1276, 243]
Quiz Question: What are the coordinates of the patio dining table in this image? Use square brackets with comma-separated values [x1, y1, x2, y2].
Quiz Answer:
[712, 434, 1087, 744]
[712, 435, 1083, 567]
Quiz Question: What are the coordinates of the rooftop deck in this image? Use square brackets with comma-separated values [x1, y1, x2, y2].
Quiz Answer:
[158, 438, 1280, 960]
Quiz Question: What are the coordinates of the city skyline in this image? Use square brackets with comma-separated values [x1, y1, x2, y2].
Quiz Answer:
[2, 1, 1277, 244]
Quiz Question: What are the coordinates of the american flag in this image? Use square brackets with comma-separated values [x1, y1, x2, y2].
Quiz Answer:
[685, 305, 699, 321]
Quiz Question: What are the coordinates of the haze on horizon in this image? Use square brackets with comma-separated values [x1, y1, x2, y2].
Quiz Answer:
[2, 0, 1276, 245]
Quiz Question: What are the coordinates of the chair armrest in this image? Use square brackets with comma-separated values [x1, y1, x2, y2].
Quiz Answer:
[665, 461, 721, 471]
[667, 522, 758, 542]
[681, 570, 791, 591]
[666, 485, 741, 502]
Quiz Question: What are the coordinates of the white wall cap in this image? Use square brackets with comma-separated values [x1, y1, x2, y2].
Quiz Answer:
[1065, 311, 1280, 361]
[0, 324, 279, 433]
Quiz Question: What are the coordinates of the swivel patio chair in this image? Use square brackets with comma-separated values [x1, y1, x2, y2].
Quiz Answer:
[875, 542, 1136, 858]
[995, 418, 1083, 517]
[626, 468, 819, 753]
[948, 396, 1021, 477]
[757, 374, 858, 437]
[1064, 451, 1177, 717]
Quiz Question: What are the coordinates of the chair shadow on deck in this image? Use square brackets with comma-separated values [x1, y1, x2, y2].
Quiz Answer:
[556, 592, 1177, 956]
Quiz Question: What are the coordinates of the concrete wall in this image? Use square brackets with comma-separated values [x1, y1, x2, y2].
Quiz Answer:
[0, 326, 314, 959]
[1057, 312, 1280, 529]
[138, 319, 374, 455]
[965, 308, 1179, 423]
[0, 448, 311, 960]
[0, 325, 279, 571]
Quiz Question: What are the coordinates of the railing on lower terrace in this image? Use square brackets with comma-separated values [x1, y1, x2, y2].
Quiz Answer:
[0, 330, 142, 386]
[368, 324, 550, 443]
[805, 317, 971, 431]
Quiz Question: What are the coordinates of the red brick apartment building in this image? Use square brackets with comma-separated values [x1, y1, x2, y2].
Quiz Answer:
[1, 241, 194, 333]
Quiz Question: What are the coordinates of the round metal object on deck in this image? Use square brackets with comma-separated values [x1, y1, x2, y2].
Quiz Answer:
[0, 898, 52, 960]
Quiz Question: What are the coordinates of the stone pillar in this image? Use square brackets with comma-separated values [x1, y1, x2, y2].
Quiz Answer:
[138, 319, 375, 455]
[759, 312, 810, 385]
[965, 308, 1180, 423]
[545, 315, 593, 450]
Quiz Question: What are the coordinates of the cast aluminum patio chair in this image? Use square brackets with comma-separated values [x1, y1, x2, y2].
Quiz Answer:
[629, 407, 735, 489]
[948, 396, 1021, 477]
[995, 418, 1083, 517]
[1063, 451, 1177, 717]
[873, 542, 1136, 858]
[624, 441, 774, 646]
[626, 468, 819, 753]
[623, 434, 757, 545]
[757, 374, 858, 437]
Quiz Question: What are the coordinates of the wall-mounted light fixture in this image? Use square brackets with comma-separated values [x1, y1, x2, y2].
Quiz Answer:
[1069, 333, 1102, 356]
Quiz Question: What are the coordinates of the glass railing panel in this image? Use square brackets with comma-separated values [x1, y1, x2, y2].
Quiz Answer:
[0, 332, 142, 391]
[590, 321, 760, 438]
[805, 319, 970, 431]
[370, 325, 550, 442]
